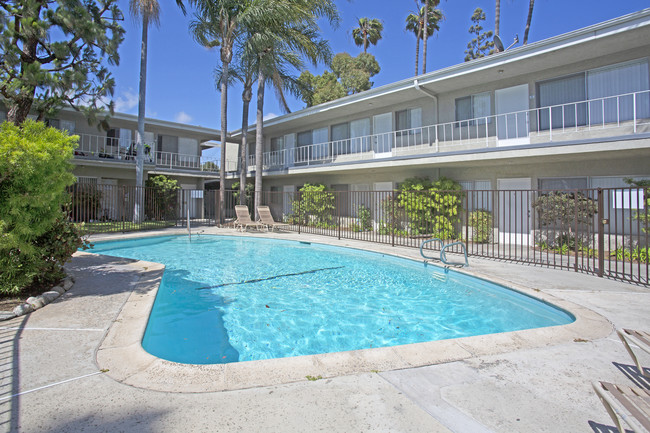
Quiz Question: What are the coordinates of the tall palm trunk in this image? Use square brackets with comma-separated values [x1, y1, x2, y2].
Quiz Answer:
[495, 0, 500, 36]
[219, 61, 229, 224]
[421, 0, 429, 74]
[414, 33, 420, 76]
[239, 85, 252, 205]
[254, 71, 266, 218]
[523, 0, 535, 45]
[135, 14, 149, 223]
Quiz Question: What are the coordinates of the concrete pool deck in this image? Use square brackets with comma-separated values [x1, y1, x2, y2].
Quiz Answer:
[2, 227, 649, 432]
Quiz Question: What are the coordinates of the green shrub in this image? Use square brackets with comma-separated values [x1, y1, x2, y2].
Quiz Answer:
[351, 205, 372, 232]
[469, 210, 493, 243]
[0, 120, 80, 294]
[145, 175, 180, 220]
[290, 184, 336, 228]
[396, 177, 463, 238]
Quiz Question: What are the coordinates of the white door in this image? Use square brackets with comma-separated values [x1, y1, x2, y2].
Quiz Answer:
[497, 178, 532, 246]
[181, 184, 199, 218]
[312, 127, 328, 161]
[372, 113, 393, 156]
[118, 128, 132, 157]
[99, 179, 118, 221]
[179, 138, 199, 168]
[284, 133, 296, 168]
[350, 118, 370, 154]
[283, 185, 295, 218]
[495, 85, 530, 146]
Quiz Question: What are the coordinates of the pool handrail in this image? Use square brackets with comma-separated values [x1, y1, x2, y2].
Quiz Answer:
[441, 241, 469, 267]
[419, 238, 469, 267]
[420, 238, 444, 260]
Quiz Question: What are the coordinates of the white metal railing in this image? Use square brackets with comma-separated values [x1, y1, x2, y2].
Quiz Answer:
[248, 89, 650, 170]
[74, 134, 219, 172]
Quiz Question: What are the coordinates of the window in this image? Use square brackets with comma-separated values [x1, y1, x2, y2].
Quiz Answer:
[270, 186, 281, 204]
[297, 131, 312, 147]
[538, 177, 588, 191]
[460, 180, 492, 211]
[537, 59, 650, 129]
[455, 92, 491, 122]
[76, 176, 98, 185]
[395, 108, 422, 130]
[270, 137, 284, 152]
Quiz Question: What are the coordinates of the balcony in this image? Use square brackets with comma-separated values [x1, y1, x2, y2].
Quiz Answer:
[248, 90, 650, 171]
[73, 135, 220, 173]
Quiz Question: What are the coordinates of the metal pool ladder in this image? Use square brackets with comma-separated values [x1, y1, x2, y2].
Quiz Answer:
[419, 238, 469, 267]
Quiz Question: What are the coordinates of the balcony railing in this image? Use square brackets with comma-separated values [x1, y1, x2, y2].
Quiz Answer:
[73, 135, 220, 172]
[248, 90, 650, 170]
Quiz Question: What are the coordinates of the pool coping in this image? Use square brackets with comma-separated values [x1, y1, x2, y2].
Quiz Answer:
[91, 232, 613, 393]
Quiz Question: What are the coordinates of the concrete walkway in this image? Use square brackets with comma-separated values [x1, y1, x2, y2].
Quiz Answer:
[2, 228, 648, 432]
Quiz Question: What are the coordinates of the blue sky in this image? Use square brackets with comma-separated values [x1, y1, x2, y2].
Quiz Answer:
[110, 0, 649, 145]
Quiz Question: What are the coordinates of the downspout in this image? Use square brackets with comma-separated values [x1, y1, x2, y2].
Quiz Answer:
[414, 79, 439, 156]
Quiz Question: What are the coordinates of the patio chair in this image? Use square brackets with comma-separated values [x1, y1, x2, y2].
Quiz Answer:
[234, 205, 265, 232]
[618, 329, 650, 379]
[257, 205, 290, 232]
[592, 381, 650, 433]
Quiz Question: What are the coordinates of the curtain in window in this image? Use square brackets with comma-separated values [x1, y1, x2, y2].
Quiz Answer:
[538, 73, 587, 130]
[350, 118, 370, 153]
[455, 96, 472, 121]
[588, 60, 649, 124]
[312, 127, 328, 160]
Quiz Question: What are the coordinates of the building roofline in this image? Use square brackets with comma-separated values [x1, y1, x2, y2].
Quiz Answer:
[231, 7, 650, 137]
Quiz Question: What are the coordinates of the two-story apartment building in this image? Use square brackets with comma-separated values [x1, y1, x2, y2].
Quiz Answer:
[0, 107, 236, 220]
[232, 9, 650, 238]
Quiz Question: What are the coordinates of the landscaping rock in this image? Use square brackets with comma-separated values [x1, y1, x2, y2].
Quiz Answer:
[41, 291, 60, 303]
[26, 296, 45, 309]
[62, 278, 74, 291]
[13, 303, 34, 316]
[52, 286, 65, 295]
[0, 312, 16, 321]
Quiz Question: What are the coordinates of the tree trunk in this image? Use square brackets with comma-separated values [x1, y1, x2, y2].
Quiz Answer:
[523, 0, 535, 45]
[495, 0, 500, 36]
[239, 85, 252, 205]
[254, 71, 266, 219]
[134, 15, 149, 223]
[6, 95, 34, 125]
[414, 28, 420, 76]
[219, 61, 229, 224]
[422, 0, 429, 74]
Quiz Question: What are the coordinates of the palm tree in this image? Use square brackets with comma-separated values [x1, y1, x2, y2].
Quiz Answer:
[523, 0, 535, 45]
[130, 0, 186, 223]
[250, 1, 338, 216]
[420, 0, 441, 74]
[405, 3, 443, 77]
[352, 17, 383, 54]
[190, 0, 256, 223]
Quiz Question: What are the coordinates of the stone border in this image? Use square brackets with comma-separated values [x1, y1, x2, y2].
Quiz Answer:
[0, 276, 75, 321]
[92, 234, 614, 394]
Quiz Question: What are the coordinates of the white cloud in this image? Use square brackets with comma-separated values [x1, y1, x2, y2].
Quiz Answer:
[175, 111, 193, 124]
[114, 89, 138, 112]
[263, 112, 278, 121]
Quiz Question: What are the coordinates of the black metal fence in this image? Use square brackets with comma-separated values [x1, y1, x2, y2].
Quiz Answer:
[68, 183, 649, 285]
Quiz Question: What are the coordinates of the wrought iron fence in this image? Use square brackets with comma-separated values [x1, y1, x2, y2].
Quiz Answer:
[68, 183, 219, 234]
[69, 183, 649, 285]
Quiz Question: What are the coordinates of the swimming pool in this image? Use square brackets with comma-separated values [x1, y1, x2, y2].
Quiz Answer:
[89, 235, 574, 365]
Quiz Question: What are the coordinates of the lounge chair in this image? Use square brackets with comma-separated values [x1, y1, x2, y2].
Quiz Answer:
[618, 329, 650, 379]
[593, 381, 650, 433]
[257, 205, 290, 232]
[234, 205, 265, 232]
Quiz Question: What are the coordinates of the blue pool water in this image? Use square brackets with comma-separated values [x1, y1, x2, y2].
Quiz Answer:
[89, 235, 574, 364]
